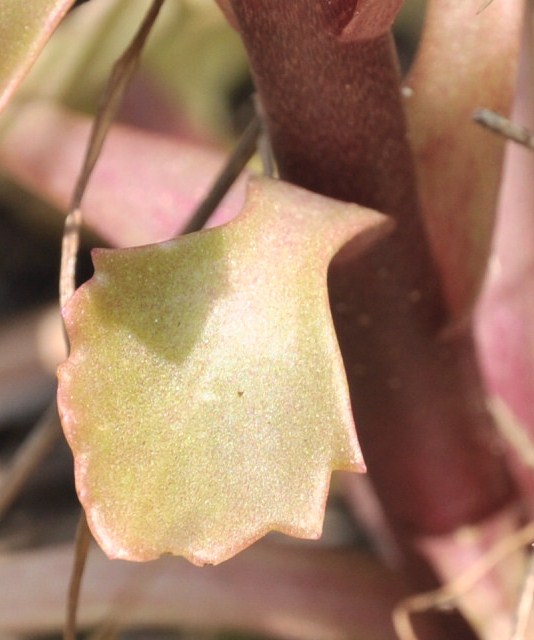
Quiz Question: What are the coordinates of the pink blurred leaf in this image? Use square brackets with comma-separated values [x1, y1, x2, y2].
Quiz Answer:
[475, 20, 534, 506]
[0, 542, 407, 640]
[58, 177, 389, 565]
[404, 0, 524, 320]
[476, 25, 534, 429]
[0, 0, 74, 113]
[0, 101, 247, 246]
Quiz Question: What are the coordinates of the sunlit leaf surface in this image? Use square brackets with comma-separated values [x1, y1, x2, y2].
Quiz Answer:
[0, 0, 74, 113]
[58, 177, 388, 565]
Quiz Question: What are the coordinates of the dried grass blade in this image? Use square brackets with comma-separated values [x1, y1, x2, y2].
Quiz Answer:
[474, 108, 534, 151]
[393, 520, 534, 640]
[59, 0, 166, 308]
[0, 402, 60, 520]
[64, 514, 92, 640]
[181, 113, 261, 235]
[59, 1, 167, 638]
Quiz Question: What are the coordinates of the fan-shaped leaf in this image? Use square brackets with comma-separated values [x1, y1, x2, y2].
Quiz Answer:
[58, 176, 389, 565]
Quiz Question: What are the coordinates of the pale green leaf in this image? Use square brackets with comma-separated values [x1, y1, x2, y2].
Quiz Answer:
[58, 177, 389, 565]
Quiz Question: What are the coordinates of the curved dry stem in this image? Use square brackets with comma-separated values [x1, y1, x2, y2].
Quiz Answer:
[67, 0, 165, 214]
[393, 520, 534, 640]
[253, 94, 276, 178]
[59, 0, 165, 308]
[478, 0, 496, 13]
[0, 401, 60, 520]
[60, 207, 83, 310]
[181, 112, 261, 235]
[474, 108, 534, 150]
[58, 1, 166, 636]
[64, 514, 92, 640]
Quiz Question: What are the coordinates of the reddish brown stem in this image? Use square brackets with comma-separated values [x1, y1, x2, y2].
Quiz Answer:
[227, 0, 515, 538]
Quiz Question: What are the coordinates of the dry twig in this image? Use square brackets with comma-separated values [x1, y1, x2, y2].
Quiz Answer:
[60, 0, 166, 307]
[58, 1, 167, 638]
[393, 520, 534, 640]
[253, 94, 277, 178]
[181, 113, 262, 235]
[477, 0, 496, 13]
[64, 515, 92, 640]
[0, 402, 60, 520]
[474, 108, 534, 151]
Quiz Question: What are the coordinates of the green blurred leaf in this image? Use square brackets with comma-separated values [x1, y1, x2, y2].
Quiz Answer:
[11, 0, 248, 141]
[0, 0, 74, 113]
[58, 177, 389, 565]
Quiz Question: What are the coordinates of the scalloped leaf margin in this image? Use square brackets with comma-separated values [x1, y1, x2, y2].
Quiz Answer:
[58, 176, 390, 565]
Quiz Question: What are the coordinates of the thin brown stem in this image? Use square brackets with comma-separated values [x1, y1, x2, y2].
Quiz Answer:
[60, 208, 83, 310]
[64, 514, 92, 640]
[68, 0, 166, 213]
[0, 402, 60, 520]
[477, 0, 496, 13]
[181, 113, 261, 236]
[474, 108, 534, 151]
[59, 0, 165, 308]
[253, 94, 276, 177]
[59, 2, 166, 638]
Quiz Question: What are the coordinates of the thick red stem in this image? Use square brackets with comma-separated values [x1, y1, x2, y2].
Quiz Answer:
[228, 0, 515, 535]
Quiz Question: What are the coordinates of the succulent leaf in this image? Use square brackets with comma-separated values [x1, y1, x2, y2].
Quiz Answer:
[58, 177, 389, 565]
